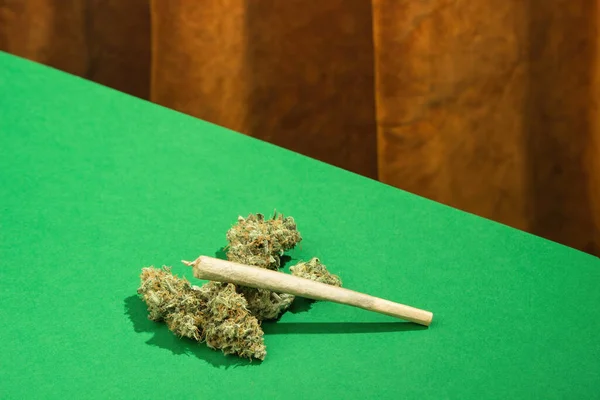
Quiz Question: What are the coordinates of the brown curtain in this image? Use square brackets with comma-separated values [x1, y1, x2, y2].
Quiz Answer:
[1, 0, 598, 255]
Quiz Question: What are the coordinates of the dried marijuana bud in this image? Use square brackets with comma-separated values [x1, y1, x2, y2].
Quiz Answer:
[225, 211, 302, 320]
[237, 287, 295, 321]
[137, 266, 205, 340]
[290, 257, 342, 287]
[137, 212, 344, 360]
[202, 282, 266, 360]
[137, 267, 266, 360]
[226, 212, 302, 270]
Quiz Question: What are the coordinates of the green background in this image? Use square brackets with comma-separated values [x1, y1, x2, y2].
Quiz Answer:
[1, 51, 599, 399]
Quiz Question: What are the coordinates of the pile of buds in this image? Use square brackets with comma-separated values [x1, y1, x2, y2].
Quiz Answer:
[137, 212, 341, 360]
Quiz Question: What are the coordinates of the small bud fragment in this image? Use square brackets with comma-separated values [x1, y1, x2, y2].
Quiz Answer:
[237, 287, 295, 321]
[290, 257, 342, 287]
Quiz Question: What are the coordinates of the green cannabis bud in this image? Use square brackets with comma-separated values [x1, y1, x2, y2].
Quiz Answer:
[137, 266, 206, 340]
[226, 212, 302, 270]
[237, 287, 295, 321]
[201, 282, 267, 360]
[137, 267, 266, 360]
[225, 211, 302, 320]
[137, 212, 345, 360]
[290, 257, 342, 287]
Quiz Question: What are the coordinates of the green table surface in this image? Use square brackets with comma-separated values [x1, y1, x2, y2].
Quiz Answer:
[1, 51, 599, 399]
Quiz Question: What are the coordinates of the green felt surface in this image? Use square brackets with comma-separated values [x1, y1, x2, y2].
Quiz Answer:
[1, 51, 599, 399]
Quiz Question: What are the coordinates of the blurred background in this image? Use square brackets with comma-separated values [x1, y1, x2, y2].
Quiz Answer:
[1, 0, 599, 256]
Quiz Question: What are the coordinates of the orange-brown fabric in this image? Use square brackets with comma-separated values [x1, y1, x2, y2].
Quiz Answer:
[372, 0, 530, 229]
[372, 0, 600, 254]
[241, 0, 377, 178]
[0, 0, 598, 254]
[150, 0, 378, 178]
[0, 0, 88, 76]
[591, 18, 600, 256]
[0, 0, 150, 98]
[149, 1, 250, 135]
[524, 0, 599, 254]
[85, 0, 151, 99]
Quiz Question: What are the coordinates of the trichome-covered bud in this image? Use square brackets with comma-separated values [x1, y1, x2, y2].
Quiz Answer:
[202, 282, 266, 360]
[237, 287, 295, 321]
[225, 211, 302, 320]
[226, 212, 302, 270]
[290, 257, 342, 287]
[137, 267, 266, 360]
[137, 266, 206, 340]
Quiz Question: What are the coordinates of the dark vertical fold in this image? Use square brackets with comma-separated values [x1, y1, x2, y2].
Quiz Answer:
[244, 0, 378, 178]
[524, 0, 597, 253]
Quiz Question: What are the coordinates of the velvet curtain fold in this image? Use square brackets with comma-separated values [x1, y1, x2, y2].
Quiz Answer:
[1, 0, 598, 255]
